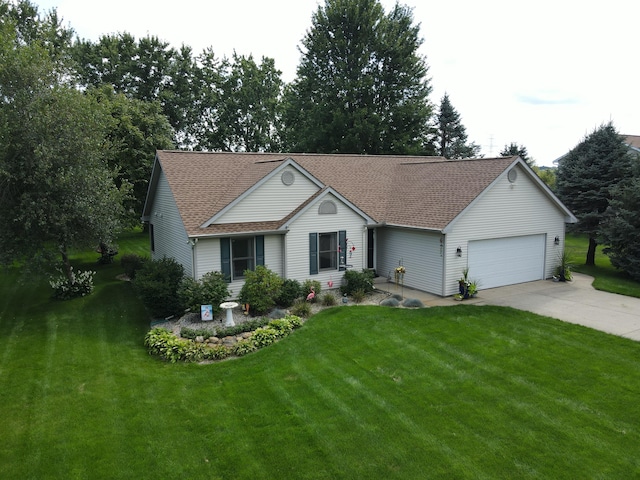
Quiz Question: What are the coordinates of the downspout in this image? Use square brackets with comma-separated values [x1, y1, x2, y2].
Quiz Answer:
[190, 237, 198, 280]
[282, 229, 288, 279]
[441, 233, 447, 297]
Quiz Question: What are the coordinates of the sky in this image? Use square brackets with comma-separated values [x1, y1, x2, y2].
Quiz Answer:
[34, 0, 638, 166]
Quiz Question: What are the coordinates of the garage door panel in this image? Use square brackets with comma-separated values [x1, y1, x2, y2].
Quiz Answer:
[468, 235, 545, 290]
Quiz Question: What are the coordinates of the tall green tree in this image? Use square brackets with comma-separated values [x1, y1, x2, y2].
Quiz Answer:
[282, 0, 433, 154]
[0, 4, 125, 282]
[91, 85, 174, 226]
[600, 177, 640, 280]
[217, 54, 283, 152]
[72, 33, 175, 103]
[194, 52, 283, 152]
[556, 122, 633, 265]
[501, 142, 533, 166]
[435, 93, 480, 159]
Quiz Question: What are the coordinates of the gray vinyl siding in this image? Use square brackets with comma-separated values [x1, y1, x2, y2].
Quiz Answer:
[147, 170, 193, 277]
[216, 166, 320, 224]
[194, 235, 284, 300]
[285, 193, 367, 287]
[443, 165, 567, 296]
[376, 227, 443, 295]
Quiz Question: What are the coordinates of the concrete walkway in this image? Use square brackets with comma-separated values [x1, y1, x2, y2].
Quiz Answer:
[376, 273, 640, 341]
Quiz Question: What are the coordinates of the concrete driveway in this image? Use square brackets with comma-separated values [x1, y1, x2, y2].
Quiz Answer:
[377, 273, 640, 341]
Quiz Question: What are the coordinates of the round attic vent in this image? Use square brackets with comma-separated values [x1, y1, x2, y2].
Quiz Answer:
[281, 171, 295, 186]
[507, 168, 518, 183]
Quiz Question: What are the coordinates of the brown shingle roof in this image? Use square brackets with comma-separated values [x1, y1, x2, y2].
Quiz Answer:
[624, 135, 640, 150]
[154, 151, 518, 236]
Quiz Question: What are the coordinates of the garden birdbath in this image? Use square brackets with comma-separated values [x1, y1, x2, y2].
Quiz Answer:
[220, 301, 238, 327]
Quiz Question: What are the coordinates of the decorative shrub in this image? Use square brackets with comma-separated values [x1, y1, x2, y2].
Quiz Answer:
[276, 278, 302, 307]
[144, 327, 191, 363]
[180, 326, 216, 340]
[238, 265, 283, 315]
[340, 269, 374, 296]
[120, 253, 147, 280]
[214, 318, 270, 338]
[232, 339, 258, 357]
[133, 257, 185, 318]
[380, 297, 400, 307]
[351, 289, 366, 304]
[390, 293, 403, 301]
[290, 299, 312, 317]
[49, 267, 96, 300]
[251, 326, 280, 348]
[402, 298, 424, 308]
[268, 318, 295, 336]
[178, 271, 230, 314]
[322, 293, 336, 306]
[202, 344, 231, 361]
[302, 279, 321, 302]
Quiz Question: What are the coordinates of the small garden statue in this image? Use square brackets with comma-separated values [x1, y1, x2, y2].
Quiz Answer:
[394, 264, 406, 298]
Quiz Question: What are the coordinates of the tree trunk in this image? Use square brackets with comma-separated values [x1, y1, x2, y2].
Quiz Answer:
[59, 246, 74, 283]
[586, 236, 597, 266]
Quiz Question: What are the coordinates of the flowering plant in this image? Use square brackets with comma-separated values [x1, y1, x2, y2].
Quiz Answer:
[49, 267, 96, 300]
[456, 267, 478, 299]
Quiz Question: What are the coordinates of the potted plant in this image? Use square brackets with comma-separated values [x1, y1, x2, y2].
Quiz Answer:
[554, 250, 572, 282]
[455, 268, 478, 300]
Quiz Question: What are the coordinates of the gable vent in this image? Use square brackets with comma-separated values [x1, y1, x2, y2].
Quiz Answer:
[281, 171, 295, 186]
[318, 200, 337, 214]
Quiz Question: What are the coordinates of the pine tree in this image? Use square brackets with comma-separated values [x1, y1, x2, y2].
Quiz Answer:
[500, 142, 533, 166]
[556, 122, 633, 265]
[436, 93, 480, 159]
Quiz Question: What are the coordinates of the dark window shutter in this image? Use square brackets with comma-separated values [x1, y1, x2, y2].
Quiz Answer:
[255, 235, 265, 266]
[339, 230, 347, 271]
[309, 233, 318, 275]
[221, 238, 231, 282]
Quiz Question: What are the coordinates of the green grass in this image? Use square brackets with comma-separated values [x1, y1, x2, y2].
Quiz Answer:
[2, 231, 640, 478]
[565, 233, 640, 297]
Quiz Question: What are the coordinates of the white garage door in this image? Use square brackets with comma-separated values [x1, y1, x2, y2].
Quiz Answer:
[468, 235, 546, 290]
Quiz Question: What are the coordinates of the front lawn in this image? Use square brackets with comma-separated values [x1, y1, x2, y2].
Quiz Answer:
[1, 235, 639, 479]
[565, 233, 640, 297]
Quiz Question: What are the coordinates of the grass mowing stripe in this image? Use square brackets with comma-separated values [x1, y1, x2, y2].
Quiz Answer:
[362, 307, 640, 476]
[315, 356, 496, 480]
[447, 321, 639, 474]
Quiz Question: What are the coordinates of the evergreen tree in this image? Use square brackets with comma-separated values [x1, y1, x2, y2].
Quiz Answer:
[436, 93, 480, 159]
[600, 177, 640, 280]
[501, 142, 533, 166]
[282, 0, 433, 154]
[556, 122, 633, 265]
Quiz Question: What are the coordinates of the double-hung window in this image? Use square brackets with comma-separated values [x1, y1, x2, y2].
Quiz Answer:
[221, 236, 264, 282]
[232, 237, 255, 279]
[309, 230, 346, 275]
[318, 232, 337, 270]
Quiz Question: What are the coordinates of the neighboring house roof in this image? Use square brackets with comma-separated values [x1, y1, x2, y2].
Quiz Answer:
[623, 135, 640, 153]
[144, 151, 564, 236]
